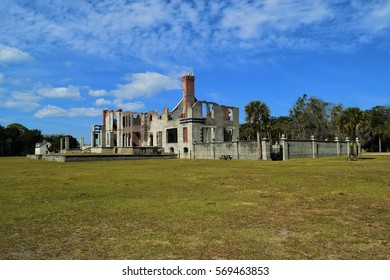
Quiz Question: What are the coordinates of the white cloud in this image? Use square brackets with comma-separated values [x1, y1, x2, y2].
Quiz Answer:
[37, 85, 81, 100]
[34, 105, 67, 118]
[1, 100, 39, 111]
[95, 98, 111, 106]
[89, 89, 108, 97]
[11, 91, 42, 103]
[68, 107, 102, 117]
[220, 0, 330, 39]
[0, 0, 328, 63]
[34, 105, 101, 118]
[362, 2, 390, 32]
[0, 44, 31, 64]
[113, 99, 145, 111]
[0, 91, 41, 111]
[0, 1, 389, 66]
[95, 98, 145, 111]
[112, 72, 180, 100]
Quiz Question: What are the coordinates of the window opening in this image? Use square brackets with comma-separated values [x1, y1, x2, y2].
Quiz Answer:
[228, 108, 234, 121]
[202, 103, 207, 117]
[167, 128, 178, 143]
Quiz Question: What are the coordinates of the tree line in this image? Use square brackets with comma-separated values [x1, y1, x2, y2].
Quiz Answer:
[240, 94, 390, 153]
[0, 123, 78, 156]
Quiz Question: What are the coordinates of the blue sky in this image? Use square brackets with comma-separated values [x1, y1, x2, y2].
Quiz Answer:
[1, 0, 390, 141]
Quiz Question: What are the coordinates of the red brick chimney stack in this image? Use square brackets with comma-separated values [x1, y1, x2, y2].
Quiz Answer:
[182, 73, 195, 118]
[102, 109, 108, 125]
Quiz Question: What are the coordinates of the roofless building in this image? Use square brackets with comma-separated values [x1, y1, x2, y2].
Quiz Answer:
[90, 73, 240, 157]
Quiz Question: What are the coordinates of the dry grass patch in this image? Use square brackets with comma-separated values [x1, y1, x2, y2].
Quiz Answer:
[0, 155, 389, 259]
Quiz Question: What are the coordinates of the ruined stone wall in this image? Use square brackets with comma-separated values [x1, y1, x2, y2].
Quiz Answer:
[237, 141, 259, 160]
[282, 139, 349, 160]
[284, 140, 314, 159]
[192, 139, 349, 160]
[339, 142, 348, 156]
[149, 113, 165, 147]
[317, 141, 338, 157]
[192, 141, 258, 160]
[27, 154, 176, 162]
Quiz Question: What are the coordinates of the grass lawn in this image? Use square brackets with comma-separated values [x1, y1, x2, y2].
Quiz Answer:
[0, 155, 389, 260]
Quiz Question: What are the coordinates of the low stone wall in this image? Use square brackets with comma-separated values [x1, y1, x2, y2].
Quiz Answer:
[281, 139, 350, 160]
[237, 141, 259, 160]
[27, 154, 176, 162]
[27, 154, 66, 162]
[91, 146, 162, 155]
[284, 140, 313, 159]
[60, 149, 82, 154]
[192, 138, 351, 160]
[28, 138, 352, 162]
[90, 147, 114, 154]
[193, 141, 259, 160]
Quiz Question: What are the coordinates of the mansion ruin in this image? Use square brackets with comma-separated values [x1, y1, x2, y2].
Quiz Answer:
[90, 73, 239, 158]
[30, 73, 351, 162]
[87, 73, 351, 161]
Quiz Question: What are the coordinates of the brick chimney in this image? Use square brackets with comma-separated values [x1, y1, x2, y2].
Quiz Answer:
[102, 109, 108, 125]
[182, 73, 195, 118]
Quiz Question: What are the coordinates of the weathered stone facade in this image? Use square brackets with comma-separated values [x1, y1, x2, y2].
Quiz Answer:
[91, 73, 240, 157]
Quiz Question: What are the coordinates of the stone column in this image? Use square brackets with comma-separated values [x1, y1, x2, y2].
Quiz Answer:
[100, 125, 105, 147]
[335, 137, 340, 156]
[311, 135, 316, 158]
[65, 137, 70, 150]
[98, 133, 102, 147]
[261, 138, 270, 160]
[105, 133, 110, 147]
[60, 137, 64, 151]
[346, 137, 350, 155]
[192, 141, 196, 159]
[356, 137, 361, 156]
[212, 140, 216, 159]
[235, 140, 240, 160]
[91, 127, 96, 148]
[280, 134, 288, 161]
[116, 111, 123, 147]
[80, 137, 84, 150]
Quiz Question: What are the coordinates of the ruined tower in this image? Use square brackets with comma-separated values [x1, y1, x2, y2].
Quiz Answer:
[182, 73, 195, 118]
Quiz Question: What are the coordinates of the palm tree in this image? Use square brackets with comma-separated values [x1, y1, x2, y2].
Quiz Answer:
[338, 107, 368, 157]
[244, 100, 270, 159]
[367, 106, 390, 152]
